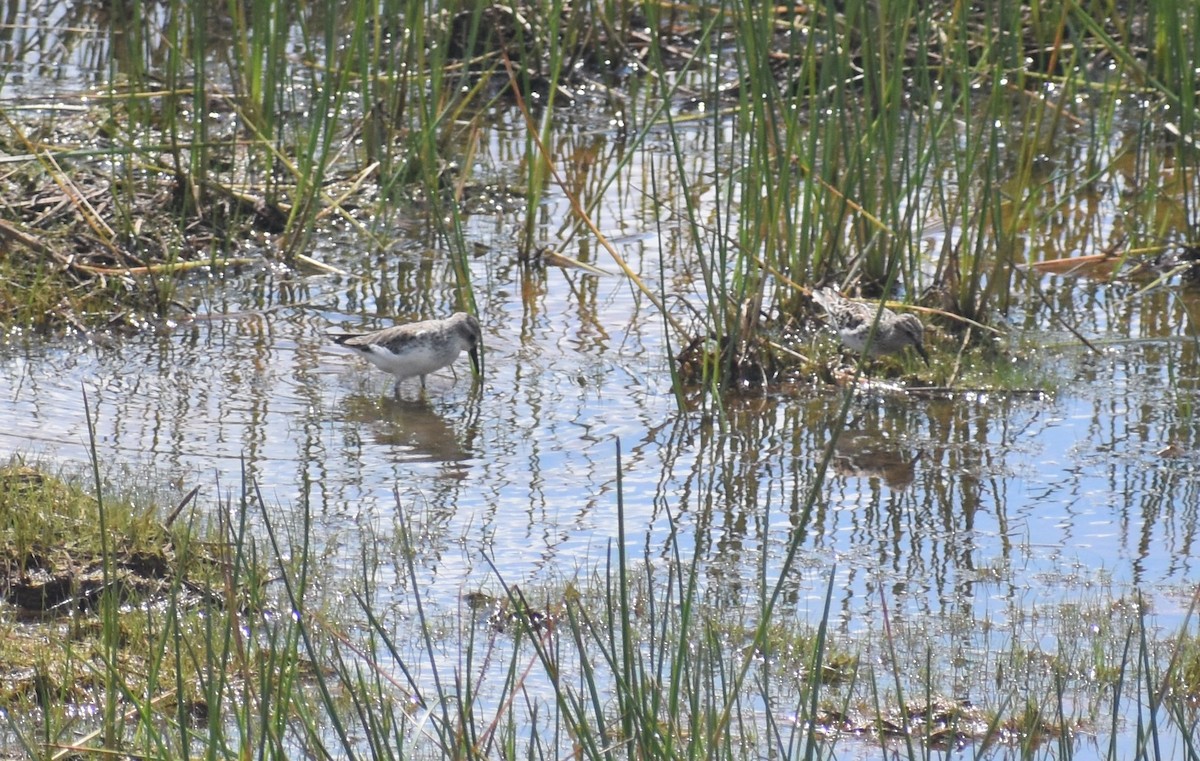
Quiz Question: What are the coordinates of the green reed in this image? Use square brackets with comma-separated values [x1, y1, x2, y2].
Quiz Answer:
[302, 438, 1200, 761]
[3, 434, 1199, 758]
[637, 0, 1200, 394]
[6, 0, 1199, 343]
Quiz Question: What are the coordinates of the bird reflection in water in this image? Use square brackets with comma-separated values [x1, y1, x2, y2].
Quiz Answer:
[829, 420, 922, 491]
[339, 394, 474, 464]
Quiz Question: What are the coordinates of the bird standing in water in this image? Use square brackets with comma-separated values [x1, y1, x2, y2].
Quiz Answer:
[330, 312, 483, 397]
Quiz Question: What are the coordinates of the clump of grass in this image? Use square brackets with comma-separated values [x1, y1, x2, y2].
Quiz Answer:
[0, 461, 171, 563]
[1178, 636, 1200, 702]
[0, 460, 247, 699]
[0, 104, 259, 335]
[0, 457, 280, 751]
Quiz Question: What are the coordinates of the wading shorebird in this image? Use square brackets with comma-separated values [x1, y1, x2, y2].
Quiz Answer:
[329, 312, 482, 396]
[812, 287, 929, 366]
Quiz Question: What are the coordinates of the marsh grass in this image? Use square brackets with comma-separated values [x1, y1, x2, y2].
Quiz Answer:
[0, 458, 248, 722]
[650, 0, 1200, 391]
[2, 432, 1199, 759]
[5, 1, 1200, 757]
[302, 469, 1200, 761]
[3, 0, 1199, 392]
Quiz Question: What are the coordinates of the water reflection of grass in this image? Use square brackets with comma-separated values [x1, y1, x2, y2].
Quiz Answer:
[2, 449, 1198, 757]
[1, 0, 1196, 388]
[3, 0, 1200, 757]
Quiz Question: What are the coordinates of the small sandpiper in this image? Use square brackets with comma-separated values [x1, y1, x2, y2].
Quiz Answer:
[329, 312, 482, 396]
[812, 287, 929, 366]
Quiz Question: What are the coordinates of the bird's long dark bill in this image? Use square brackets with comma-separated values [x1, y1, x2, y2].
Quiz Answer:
[469, 347, 482, 378]
[915, 343, 930, 366]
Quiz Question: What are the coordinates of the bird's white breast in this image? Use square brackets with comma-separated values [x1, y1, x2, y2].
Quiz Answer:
[361, 341, 457, 379]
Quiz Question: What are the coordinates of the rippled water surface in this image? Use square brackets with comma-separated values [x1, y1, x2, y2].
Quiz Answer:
[3, 6, 1200, 756]
[4, 162, 1200, 761]
[3, 234, 1197, 622]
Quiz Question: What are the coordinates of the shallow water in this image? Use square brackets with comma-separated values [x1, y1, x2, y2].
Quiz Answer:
[2, 251, 1196, 610]
[4, 259, 1198, 756]
[3, 4, 1200, 756]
